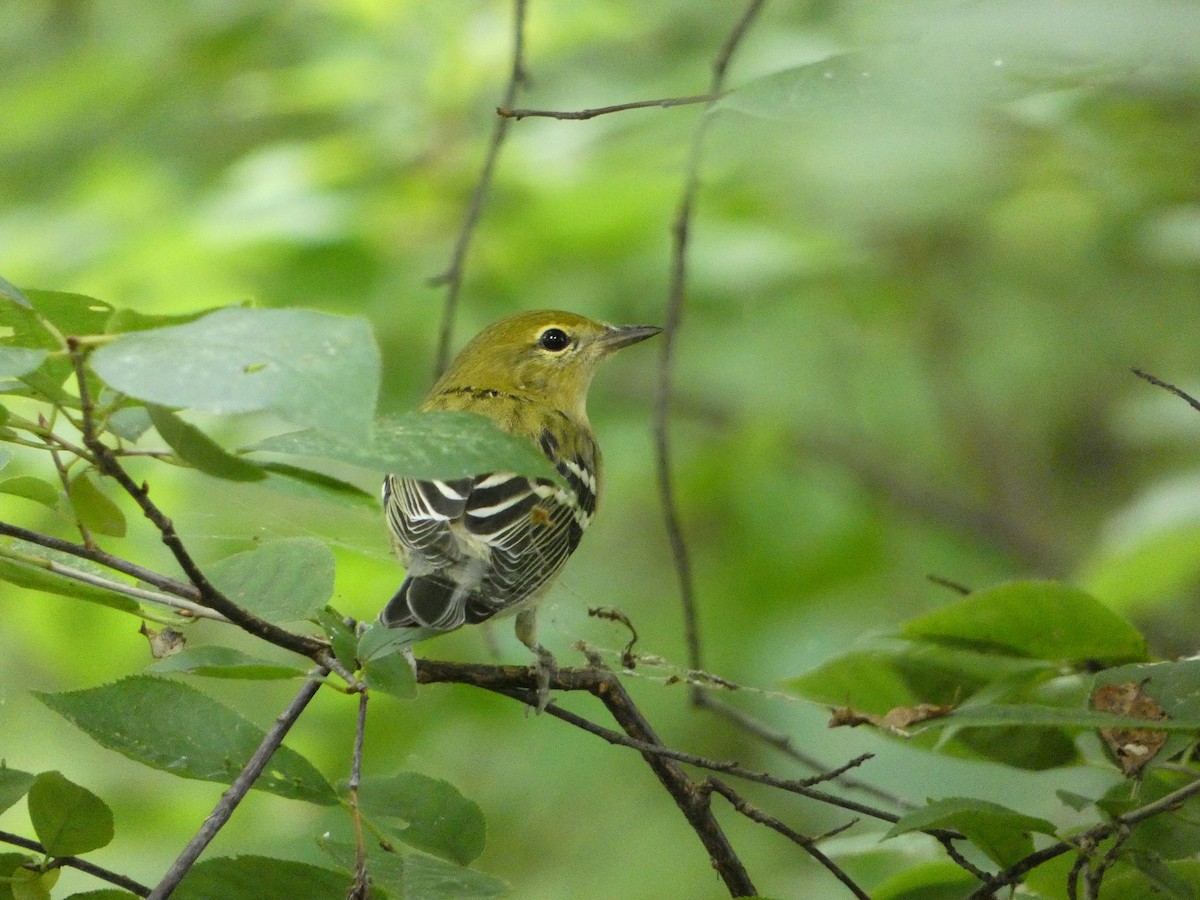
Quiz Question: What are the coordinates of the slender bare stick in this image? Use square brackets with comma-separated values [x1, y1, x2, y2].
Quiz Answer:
[147, 671, 328, 900]
[0, 830, 150, 897]
[348, 691, 370, 900]
[655, 0, 768, 686]
[707, 778, 870, 900]
[499, 93, 721, 120]
[66, 340, 328, 659]
[430, 0, 529, 377]
[1132, 367, 1200, 415]
[0, 520, 201, 601]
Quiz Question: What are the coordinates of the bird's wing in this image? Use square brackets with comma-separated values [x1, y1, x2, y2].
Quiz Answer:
[381, 466, 591, 628]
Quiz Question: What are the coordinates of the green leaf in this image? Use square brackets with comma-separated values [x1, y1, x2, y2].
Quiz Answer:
[351, 773, 486, 865]
[252, 410, 560, 484]
[319, 839, 508, 900]
[174, 856, 350, 900]
[937, 703, 1200, 732]
[0, 853, 35, 900]
[90, 307, 380, 441]
[871, 861, 980, 900]
[885, 797, 1056, 868]
[22, 290, 115, 338]
[145, 646, 308, 680]
[901, 580, 1147, 663]
[0, 547, 140, 614]
[0, 348, 47, 379]
[105, 406, 153, 442]
[315, 608, 358, 673]
[358, 626, 417, 700]
[258, 462, 376, 507]
[0, 766, 35, 815]
[63, 891, 140, 899]
[207, 537, 335, 624]
[147, 405, 265, 482]
[67, 472, 126, 538]
[0, 476, 60, 508]
[10, 866, 55, 900]
[34, 676, 336, 805]
[0, 276, 32, 308]
[27, 771, 114, 857]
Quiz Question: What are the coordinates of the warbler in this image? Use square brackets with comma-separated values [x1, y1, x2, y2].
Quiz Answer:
[380, 310, 660, 702]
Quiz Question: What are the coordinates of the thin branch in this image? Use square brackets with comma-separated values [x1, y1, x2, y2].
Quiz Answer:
[348, 691, 370, 900]
[499, 93, 721, 120]
[0, 520, 201, 601]
[0, 544, 229, 622]
[429, 0, 529, 377]
[707, 778, 870, 900]
[0, 829, 150, 897]
[66, 340, 328, 660]
[655, 0, 767, 691]
[966, 772, 1200, 898]
[696, 693, 917, 811]
[147, 670, 328, 900]
[415, 658, 756, 896]
[1132, 367, 1200, 415]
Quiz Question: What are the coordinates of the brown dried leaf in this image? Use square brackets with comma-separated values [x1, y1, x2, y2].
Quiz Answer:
[139, 622, 186, 659]
[1090, 680, 1168, 777]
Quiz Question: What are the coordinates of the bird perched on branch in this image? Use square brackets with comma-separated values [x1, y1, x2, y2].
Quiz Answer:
[380, 309, 660, 707]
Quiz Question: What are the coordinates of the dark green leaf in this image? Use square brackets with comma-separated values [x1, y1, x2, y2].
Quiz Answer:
[34, 676, 336, 805]
[67, 471, 126, 538]
[258, 462, 376, 507]
[885, 797, 1056, 868]
[207, 537, 335, 624]
[315, 608, 358, 673]
[0, 475, 60, 508]
[358, 626, 417, 700]
[871, 861, 980, 900]
[319, 839, 508, 900]
[1057, 790, 1094, 812]
[104, 306, 225, 334]
[0, 548, 140, 614]
[0, 766, 35, 815]
[145, 645, 308, 680]
[0, 348, 47, 379]
[351, 773, 486, 865]
[22, 290, 115, 338]
[939, 702, 1200, 731]
[252, 410, 560, 484]
[174, 856, 350, 900]
[901, 580, 1147, 663]
[27, 771, 114, 857]
[90, 307, 379, 441]
[147, 405, 265, 482]
[1099, 771, 1200, 862]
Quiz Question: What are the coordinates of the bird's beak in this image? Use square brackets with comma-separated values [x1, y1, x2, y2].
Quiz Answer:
[597, 323, 662, 352]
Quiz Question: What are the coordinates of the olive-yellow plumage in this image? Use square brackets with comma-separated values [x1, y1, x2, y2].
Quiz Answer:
[380, 310, 659, 701]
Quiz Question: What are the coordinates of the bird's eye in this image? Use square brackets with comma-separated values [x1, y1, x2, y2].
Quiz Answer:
[538, 328, 571, 352]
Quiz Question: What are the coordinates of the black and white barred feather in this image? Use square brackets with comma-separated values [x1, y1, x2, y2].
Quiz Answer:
[379, 427, 598, 633]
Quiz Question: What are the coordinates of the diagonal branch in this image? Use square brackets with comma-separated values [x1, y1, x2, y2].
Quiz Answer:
[0, 830, 150, 897]
[430, 0, 530, 377]
[66, 339, 329, 661]
[654, 0, 768, 689]
[147, 670, 328, 900]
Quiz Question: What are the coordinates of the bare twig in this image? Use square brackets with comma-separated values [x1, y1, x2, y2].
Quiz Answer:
[0, 829, 150, 897]
[1132, 367, 1200, 415]
[429, 0, 529, 377]
[66, 340, 328, 660]
[499, 93, 721, 120]
[707, 778, 870, 900]
[655, 0, 767, 691]
[0, 520, 201, 601]
[147, 670, 328, 900]
[415, 658, 756, 896]
[348, 691, 370, 900]
[966, 772, 1200, 898]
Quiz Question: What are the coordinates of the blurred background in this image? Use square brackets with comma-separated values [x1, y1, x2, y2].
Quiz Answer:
[3, 2, 1200, 897]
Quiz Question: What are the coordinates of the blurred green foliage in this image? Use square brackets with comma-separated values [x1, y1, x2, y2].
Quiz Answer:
[3, 1, 1200, 898]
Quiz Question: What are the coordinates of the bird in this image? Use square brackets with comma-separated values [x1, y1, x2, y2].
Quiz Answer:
[379, 309, 660, 706]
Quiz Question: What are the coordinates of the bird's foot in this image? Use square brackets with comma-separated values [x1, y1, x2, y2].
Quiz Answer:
[531, 643, 557, 714]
